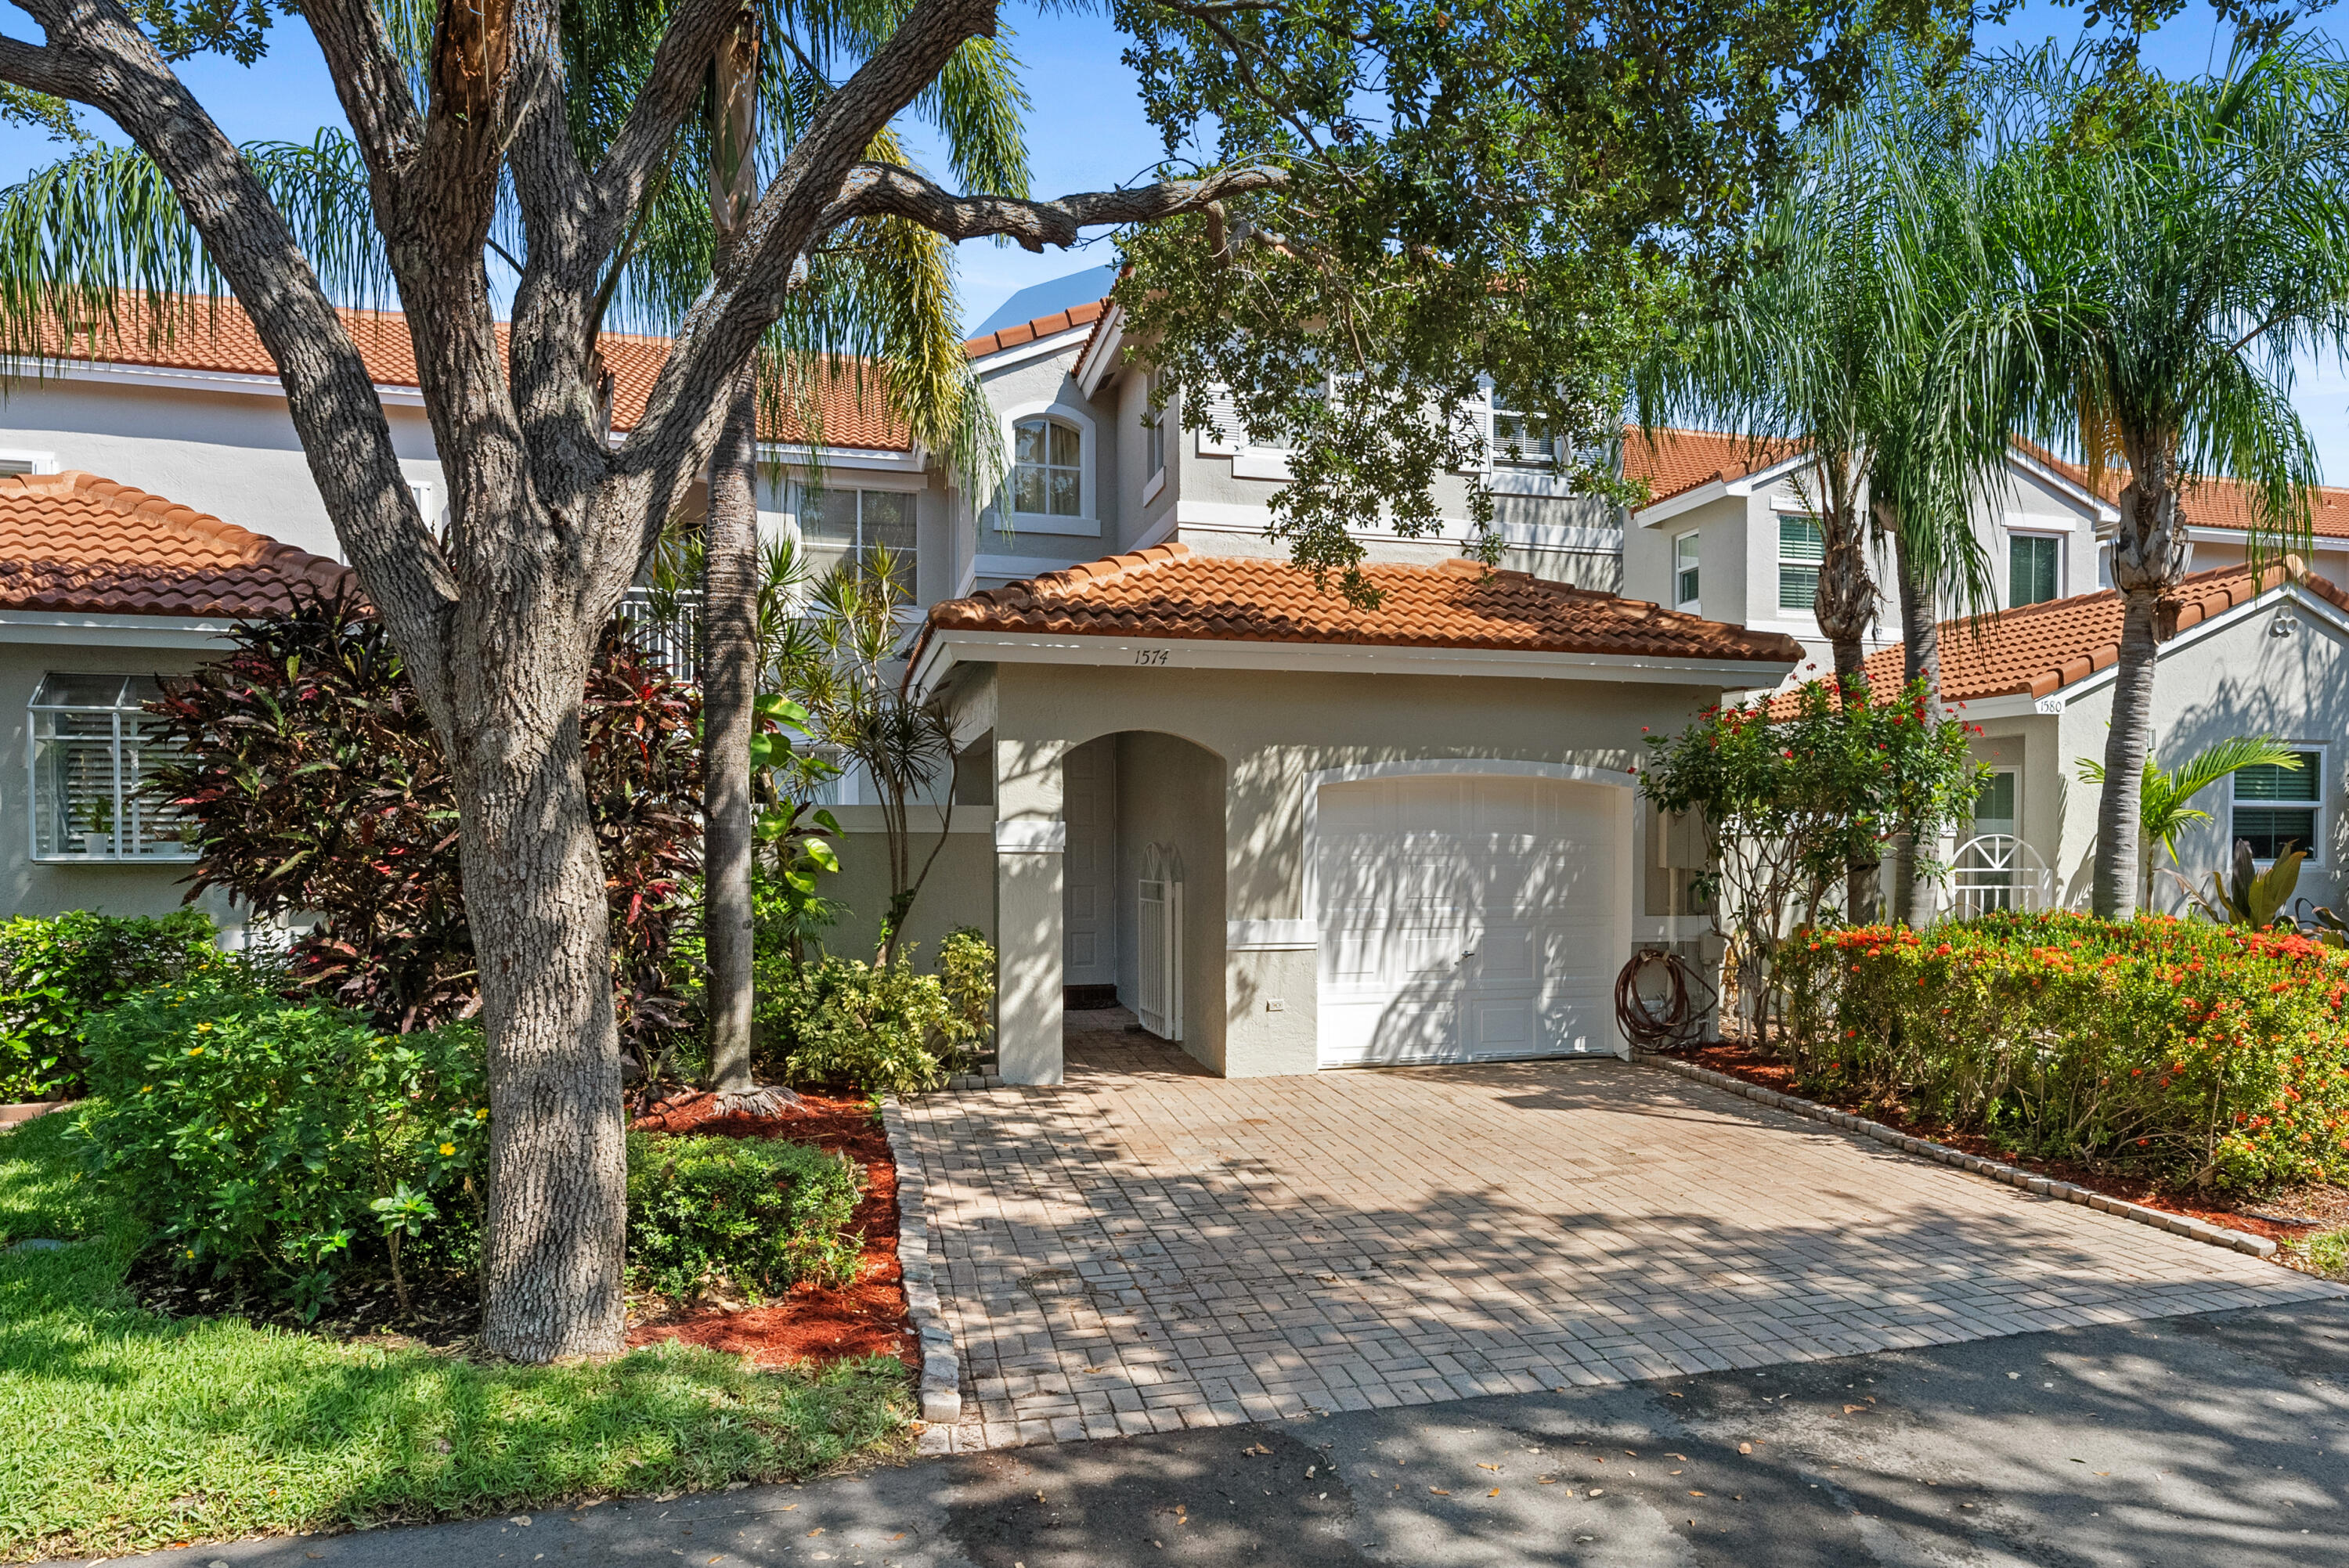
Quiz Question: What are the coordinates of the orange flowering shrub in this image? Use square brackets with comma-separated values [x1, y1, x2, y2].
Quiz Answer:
[1776, 910, 2349, 1188]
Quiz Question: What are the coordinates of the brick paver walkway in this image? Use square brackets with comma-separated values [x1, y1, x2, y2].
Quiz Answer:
[901, 1018, 2340, 1452]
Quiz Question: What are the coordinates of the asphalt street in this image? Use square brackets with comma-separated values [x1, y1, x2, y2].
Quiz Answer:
[76, 1295, 2349, 1568]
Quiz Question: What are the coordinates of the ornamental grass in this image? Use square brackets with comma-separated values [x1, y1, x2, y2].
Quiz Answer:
[1776, 910, 2349, 1188]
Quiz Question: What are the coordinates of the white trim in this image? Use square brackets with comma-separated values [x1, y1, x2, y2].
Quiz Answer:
[5, 356, 428, 407]
[2185, 525, 2349, 551]
[911, 626, 1798, 695]
[1073, 303, 1125, 396]
[1299, 760, 1636, 1062]
[1953, 579, 2349, 717]
[1141, 467, 1166, 506]
[1227, 918, 1315, 950]
[1174, 497, 1567, 550]
[1631, 450, 1817, 528]
[994, 819, 1068, 853]
[1672, 528, 1701, 612]
[966, 323, 1095, 373]
[2228, 741, 2328, 869]
[763, 442, 926, 476]
[2001, 511, 2080, 535]
[998, 399, 1099, 535]
[0, 611, 235, 649]
[0, 447, 59, 474]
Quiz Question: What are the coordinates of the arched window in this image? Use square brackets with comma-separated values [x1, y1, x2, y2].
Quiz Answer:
[1012, 415, 1083, 517]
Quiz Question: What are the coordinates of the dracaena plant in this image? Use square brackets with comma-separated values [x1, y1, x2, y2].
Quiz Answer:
[147, 592, 702, 1080]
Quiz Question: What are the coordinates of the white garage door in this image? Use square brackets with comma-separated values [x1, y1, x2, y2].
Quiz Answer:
[1315, 773, 1618, 1067]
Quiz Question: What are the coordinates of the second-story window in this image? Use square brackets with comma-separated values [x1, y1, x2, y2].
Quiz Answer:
[1777, 515, 1825, 612]
[1012, 416, 1083, 517]
[799, 488, 916, 594]
[2009, 535, 2059, 607]
[1145, 376, 1167, 480]
[1673, 532, 1700, 608]
[1490, 403, 1557, 470]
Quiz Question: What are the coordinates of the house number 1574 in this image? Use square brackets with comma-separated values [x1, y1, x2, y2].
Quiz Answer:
[1132, 648, 1170, 665]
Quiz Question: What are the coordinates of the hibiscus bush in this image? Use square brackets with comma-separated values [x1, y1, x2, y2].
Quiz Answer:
[1777, 910, 2349, 1188]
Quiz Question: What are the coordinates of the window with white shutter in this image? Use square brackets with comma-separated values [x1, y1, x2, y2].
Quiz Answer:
[28, 674, 197, 861]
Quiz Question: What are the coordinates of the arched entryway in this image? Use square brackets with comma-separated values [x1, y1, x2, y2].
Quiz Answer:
[1059, 729, 1225, 1071]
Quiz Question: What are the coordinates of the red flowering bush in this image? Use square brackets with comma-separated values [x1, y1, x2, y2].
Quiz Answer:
[1777, 910, 2349, 1188]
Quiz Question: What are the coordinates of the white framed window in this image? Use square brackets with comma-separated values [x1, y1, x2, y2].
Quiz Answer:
[1777, 515, 1825, 612]
[1012, 415, 1083, 517]
[0, 449, 56, 476]
[2097, 539, 2113, 589]
[1145, 374, 1167, 481]
[28, 674, 195, 862]
[2232, 747, 2323, 864]
[797, 486, 917, 595]
[1672, 531, 1701, 609]
[1489, 401, 1559, 471]
[2009, 533, 2060, 607]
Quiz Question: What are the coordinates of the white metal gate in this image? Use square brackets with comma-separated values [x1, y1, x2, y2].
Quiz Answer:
[1137, 842, 1184, 1040]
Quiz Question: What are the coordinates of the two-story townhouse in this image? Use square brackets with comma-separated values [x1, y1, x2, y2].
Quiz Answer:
[1618, 428, 2116, 675]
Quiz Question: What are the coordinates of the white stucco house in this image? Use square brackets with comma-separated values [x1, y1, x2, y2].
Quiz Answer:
[9, 276, 2349, 1086]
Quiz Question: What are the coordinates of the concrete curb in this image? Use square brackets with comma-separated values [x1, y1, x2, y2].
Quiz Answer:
[879, 1094, 962, 1426]
[1640, 1054, 2279, 1260]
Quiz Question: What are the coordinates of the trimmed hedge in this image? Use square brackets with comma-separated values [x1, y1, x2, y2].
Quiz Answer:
[1778, 910, 2349, 1188]
[624, 1131, 862, 1303]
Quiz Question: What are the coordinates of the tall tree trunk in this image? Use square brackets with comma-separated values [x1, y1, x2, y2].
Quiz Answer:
[2093, 589, 2164, 919]
[704, 370, 760, 1094]
[456, 625, 630, 1362]
[1814, 503, 1878, 921]
[1890, 520, 1940, 926]
[2092, 449, 2186, 921]
[702, 7, 769, 1102]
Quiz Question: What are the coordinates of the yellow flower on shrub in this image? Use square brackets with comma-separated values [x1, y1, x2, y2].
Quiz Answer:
[438, 1142, 456, 1156]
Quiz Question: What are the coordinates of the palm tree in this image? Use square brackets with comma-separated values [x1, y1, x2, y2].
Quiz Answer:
[1992, 40, 2349, 918]
[0, 0, 1024, 1093]
[2077, 736, 2302, 908]
[1643, 54, 2018, 922]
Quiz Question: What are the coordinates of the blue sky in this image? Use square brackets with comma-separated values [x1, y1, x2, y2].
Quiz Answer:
[1, 2, 2344, 477]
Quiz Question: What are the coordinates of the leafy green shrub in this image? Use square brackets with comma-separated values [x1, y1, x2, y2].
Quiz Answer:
[756, 953, 973, 1094]
[939, 927, 996, 1055]
[625, 1130, 861, 1303]
[1777, 911, 2349, 1187]
[0, 908, 225, 1101]
[75, 983, 486, 1317]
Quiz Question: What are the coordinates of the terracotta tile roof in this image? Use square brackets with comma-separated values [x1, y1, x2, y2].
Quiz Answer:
[0, 470, 352, 618]
[918, 542, 1806, 668]
[1769, 559, 2346, 714]
[962, 299, 1106, 360]
[2006, 442, 2349, 539]
[12, 294, 912, 450]
[1622, 427, 1805, 507]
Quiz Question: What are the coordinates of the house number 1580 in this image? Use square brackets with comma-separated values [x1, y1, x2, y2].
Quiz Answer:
[1132, 648, 1170, 665]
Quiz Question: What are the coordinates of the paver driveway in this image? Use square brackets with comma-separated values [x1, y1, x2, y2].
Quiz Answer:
[900, 1020, 2340, 1453]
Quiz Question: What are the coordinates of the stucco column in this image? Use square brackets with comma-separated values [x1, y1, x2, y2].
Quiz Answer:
[993, 737, 1068, 1085]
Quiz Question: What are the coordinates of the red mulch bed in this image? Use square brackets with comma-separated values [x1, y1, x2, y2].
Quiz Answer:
[623, 1088, 917, 1371]
[1678, 1039, 2348, 1248]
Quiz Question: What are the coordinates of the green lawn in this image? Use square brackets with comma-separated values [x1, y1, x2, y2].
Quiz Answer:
[0, 1111, 912, 1562]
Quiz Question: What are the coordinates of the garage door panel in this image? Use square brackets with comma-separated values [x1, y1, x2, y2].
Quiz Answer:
[1315, 773, 1618, 1067]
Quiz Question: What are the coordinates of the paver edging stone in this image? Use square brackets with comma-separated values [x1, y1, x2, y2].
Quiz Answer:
[1639, 1054, 2279, 1260]
[879, 1094, 962, 1426]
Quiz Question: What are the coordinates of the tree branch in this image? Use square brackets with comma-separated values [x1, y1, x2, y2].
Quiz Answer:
[820, 161, 1289, 250]
[294, 0, 424, 179]
[0, 0, 459, 709]
[584, 0, 745, 251]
